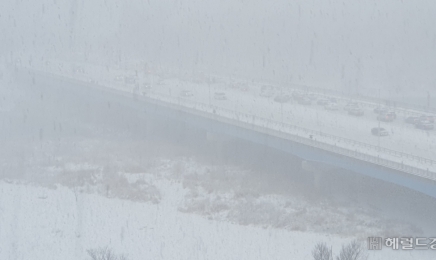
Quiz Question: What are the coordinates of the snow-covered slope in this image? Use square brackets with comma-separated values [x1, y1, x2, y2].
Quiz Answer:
[0, 156, 434, 260]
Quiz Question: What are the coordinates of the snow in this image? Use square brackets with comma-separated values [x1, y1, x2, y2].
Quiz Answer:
[1, 160, 434, 260]
[1, 74, 434, 259]
[25, 62, 436, 180]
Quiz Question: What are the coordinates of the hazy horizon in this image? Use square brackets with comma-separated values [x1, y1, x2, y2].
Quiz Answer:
[1, 0, 436, 94]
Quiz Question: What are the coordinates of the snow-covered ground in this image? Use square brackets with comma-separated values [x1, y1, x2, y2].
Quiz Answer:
[1, 76, 435, 260]
[1, 157, 434, 260]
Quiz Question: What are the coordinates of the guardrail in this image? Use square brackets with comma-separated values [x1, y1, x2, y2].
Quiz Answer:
[290, 83, 436, 114]
[150, 92, 436, 163]
[24, 68, 436, 182]
[143, 93, 436, 181]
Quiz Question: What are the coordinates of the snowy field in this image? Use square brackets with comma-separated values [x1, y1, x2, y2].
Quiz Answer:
[1, 156, 435, 260]
[1, 77, 435, 259]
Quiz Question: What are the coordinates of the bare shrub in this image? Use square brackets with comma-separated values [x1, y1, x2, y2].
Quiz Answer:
[87, 246, 128, 260]
[336, 240, 367, 260]
[172, 161, 184, 179]
[290, 223, 307, 231]
[312, 242, 333, 260]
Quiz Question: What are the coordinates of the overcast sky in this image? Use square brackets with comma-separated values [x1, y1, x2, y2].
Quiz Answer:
[1, 0, 436, 92]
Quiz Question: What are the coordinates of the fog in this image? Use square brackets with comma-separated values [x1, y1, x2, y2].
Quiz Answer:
[1, 1, 436, 259]
[2, 0, 436, 92]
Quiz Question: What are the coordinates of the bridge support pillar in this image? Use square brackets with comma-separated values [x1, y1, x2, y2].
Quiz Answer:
[206, 131, 233, 162]
[313, 172, 322, 190]
[302, 160, 324, 191]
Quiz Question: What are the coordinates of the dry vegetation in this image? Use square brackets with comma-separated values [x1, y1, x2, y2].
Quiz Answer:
[0, 123, 423, 238]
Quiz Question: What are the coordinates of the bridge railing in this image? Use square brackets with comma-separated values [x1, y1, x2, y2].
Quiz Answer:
[142, 92, 436, 180]
[27, 69, 436, 182]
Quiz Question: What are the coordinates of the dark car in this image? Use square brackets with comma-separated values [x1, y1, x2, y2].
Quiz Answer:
[373, 107, 388, 114]
[371, 127, 389, 136]
[377, 113, 394, 122]
[344, 102, 359, 111]
[214, 92, 227, 100]
[405, 116, 420, 124]
[324, 102, 339, 110]
[415, 121, 434, 130]
[298, 97, 312, 105]
[348, 108, 364, 116]
[317, 99, 329, 106]
[419, 115, 435, 123]
[292, 91, 304, 100]
[386, 111, 397, 119]
[274, 94, 291, 103]
[307, 93, 317, 100]
[328, 97, 338, 103]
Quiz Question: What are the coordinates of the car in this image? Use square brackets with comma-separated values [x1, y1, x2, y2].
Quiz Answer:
[260, 91, 274, 98]
[180, 90, 194, 97]
[88, 78, 97, 84]
[236, 83, 249, 92]
[292, 91, 304, 100]
[317, 99, 329, 106]
[419, 115, 435, 123]
[373, 106, 388, 114]
[328, 97, 338, 103]
[405, 116, 420, 124]
[114, 75, 124, 82]
[274, 94, 291, 103]
[386, 111, 397, 119]
[140, 84, 152, 95]
[307, 93, 317, 100]
[298, 97, 312, 105]
[344, 102, 359, 111]
[214, 92, 227, 100]
[73, 66, 85, 74]
[124, 76, 136, 84]
[260, 85, 274, 93]
[348, 108, 364, 116]
[415, 121, 434, 130]
[324, 102, 339, 110]
[371, 127, 389, 136]
[377, 113, 394, 122]
[260, 86, 275, 97]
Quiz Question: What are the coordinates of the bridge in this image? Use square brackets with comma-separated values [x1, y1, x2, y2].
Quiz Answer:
[13, 63, 436, 199]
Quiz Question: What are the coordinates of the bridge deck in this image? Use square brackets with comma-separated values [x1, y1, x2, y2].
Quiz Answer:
[22, 64, 436, 182]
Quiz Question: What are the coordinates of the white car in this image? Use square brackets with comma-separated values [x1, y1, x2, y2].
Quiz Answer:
[114, 75, 124, 82]
[371, 127, 389, 136]
[214, 92, 227, 100]
[324, 102, 339, 110]
[141, 84, 152, 95]
[180, 90, 194, 97]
